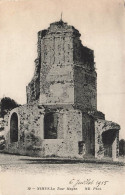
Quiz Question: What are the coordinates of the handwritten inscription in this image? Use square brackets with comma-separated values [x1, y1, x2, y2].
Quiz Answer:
[69, 178, 109, 190]
[27, 178, 109, 192]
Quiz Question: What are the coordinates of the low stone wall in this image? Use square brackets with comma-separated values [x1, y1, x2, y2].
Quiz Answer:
[3, 104, 83, 158]
[4, 101, 41, 155]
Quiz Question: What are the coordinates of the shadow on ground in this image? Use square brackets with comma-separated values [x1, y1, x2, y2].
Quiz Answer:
[19, 158, 125, 166]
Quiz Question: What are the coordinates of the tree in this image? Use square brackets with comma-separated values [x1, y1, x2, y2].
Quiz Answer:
[119, 139, 125, 156]
[0, 135, 5, 150]
[0, 97, 20, 117]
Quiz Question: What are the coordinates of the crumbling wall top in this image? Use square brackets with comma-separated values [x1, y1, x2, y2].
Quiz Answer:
[38, 20, 81, 38]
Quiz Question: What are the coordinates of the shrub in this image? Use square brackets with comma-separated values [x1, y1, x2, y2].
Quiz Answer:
[0, 97, 20, 117]
[119, 139, 125, 156]
[0, 136, 5, 150]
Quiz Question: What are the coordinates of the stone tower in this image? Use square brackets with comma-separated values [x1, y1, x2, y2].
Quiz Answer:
[26, 20, 97, 111]
[3, 20, 120, 160]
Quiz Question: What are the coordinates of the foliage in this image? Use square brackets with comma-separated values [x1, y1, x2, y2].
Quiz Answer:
[0, 136, 5, 150]
[0, 97, 20, 117]
[119, 139, 125, 156]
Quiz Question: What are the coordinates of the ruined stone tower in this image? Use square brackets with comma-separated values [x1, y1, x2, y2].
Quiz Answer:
[3, 20, 120, 160]
[26, 20, 97, 111]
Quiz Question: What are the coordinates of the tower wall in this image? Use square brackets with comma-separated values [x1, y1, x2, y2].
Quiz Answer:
[3, 20, 120, 160]
[37, 21, 97, 109]
[26, 58, 40, 103]
[73, 34, 97, 110]
[39, 22, 75, 105]
[74, 66, 97, 110]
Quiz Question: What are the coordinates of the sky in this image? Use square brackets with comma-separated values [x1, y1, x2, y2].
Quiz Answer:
[0, 0, 125, 138]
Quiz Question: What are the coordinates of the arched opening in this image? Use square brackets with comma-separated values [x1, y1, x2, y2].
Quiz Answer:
[102, 129, 117, 157]
[10, 112, 18, 143]
[44, 112, 58, 139]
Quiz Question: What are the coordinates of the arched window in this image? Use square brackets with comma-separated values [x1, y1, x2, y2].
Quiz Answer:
[10, 112, 18, 142]
[44, 112, 58, 139]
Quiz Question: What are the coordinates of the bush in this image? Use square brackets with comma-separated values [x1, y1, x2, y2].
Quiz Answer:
[0, 97, 20, 117]
[0, 136, 5, 150]
[119, 139, 125, 156]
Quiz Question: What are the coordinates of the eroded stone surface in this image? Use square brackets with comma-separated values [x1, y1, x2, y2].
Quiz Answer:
[1, 20, 120, 160]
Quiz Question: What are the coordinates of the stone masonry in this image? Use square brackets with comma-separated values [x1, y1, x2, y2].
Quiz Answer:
[2, 19, 120, 160]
